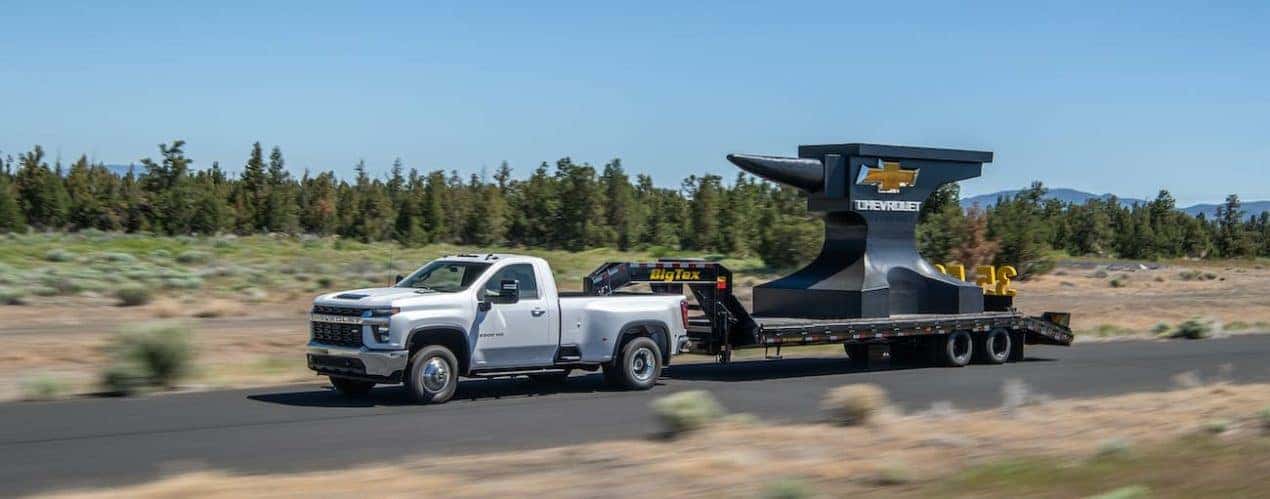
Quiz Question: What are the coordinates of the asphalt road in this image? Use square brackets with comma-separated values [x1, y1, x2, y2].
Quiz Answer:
[4, 336, 1270, 496]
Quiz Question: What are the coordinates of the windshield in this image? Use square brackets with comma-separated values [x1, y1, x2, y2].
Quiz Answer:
[396, 261, 491, 293]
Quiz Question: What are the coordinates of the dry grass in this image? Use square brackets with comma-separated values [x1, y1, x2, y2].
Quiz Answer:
[35, 383, 1270, 499]
[1015, 261, 1270, 338]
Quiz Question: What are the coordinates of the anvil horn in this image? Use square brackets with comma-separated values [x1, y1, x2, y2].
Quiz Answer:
[726, 154, 824, 192]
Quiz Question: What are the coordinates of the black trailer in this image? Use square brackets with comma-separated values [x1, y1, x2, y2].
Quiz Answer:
[581, 142, 1074, 367]
[584, 259, 1073, 366]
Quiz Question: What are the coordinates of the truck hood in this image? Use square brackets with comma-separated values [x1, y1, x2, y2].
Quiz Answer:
[315, 287, 441, 309]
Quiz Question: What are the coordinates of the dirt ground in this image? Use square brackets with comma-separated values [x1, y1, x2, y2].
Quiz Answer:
[36, 382, 1270, 498]
[2, 259, 1267, 401]
[1014, 260, 1270, 333]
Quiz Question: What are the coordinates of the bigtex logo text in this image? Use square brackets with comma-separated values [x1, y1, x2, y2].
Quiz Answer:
[648, 268, 703, 282]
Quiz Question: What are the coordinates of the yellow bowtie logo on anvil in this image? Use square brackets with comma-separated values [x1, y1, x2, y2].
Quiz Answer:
[859, 161, 919, 194]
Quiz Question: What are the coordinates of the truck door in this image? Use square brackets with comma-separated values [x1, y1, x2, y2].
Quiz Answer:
[473, 263, 556, 368]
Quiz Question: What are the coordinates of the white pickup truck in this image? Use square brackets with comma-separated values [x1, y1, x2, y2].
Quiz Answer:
[306, 254, 688, 404]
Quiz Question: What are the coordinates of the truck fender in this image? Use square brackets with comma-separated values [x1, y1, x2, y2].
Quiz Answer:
[406, 327, 471, 375]
[611, 321, 672, 365]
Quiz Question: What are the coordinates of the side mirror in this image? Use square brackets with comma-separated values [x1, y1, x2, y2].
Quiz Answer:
[488, 279, 520, 305]
[394, 274, 405, 285]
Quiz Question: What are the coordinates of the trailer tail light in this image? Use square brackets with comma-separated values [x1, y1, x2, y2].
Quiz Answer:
[716, 276, 727, 291]
[680, 299, 689, 329]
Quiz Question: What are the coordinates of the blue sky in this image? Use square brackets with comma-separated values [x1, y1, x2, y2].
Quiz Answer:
[1, 1, 1266, 205]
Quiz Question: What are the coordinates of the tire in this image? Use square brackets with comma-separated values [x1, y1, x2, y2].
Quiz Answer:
[608, 337, 662, 390]
[329, 377, 374, 397]
[405, 345, 459, 404]
[941, 331, 974, 367]
[1008, 332, 1026, 362]
[529, 369, 572, 384]
[976, 329, 1011, 365]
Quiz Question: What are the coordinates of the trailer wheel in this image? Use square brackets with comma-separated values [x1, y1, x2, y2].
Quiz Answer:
[1008, 332, 1026, 362]
[976, 329, 1011, 365]
[606, 337, 662, 390]
[941, 331, 974, 367]
[405, 345, 459, 404]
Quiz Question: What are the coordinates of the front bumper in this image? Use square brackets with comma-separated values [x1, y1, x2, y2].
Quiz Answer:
[307, 342, 408, 383]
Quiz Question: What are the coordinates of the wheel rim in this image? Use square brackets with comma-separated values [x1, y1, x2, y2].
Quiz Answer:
[990, 331, 1010, 360]
[950, 333, 971, 362]
[420, 357, 450, 392]
[630, 347, 656, 382]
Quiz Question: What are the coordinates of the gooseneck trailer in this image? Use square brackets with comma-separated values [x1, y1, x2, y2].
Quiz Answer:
[586, 142, 1073, 366]
[584, 259, 1072, 367]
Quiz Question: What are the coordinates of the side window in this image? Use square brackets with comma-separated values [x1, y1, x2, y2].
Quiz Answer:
[485, 264, 540, 300]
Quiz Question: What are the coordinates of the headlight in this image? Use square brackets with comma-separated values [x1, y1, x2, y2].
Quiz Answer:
[362, 308, 398, 342]
[368, 307, 400, 317]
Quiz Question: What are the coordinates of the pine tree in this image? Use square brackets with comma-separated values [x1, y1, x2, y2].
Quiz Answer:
[235, 142, 268, 232]
[1216, 194, 1252, 257]
[555, 158, 602, 250]
[518, 163, 559, 247]
[261, 146, 298, 233]
[15, 146, 70, 229]
[685, 174, 723, 251]
[987, 182, 1053, 276]
[189, 166, 231, 234]
[349, 160, 393, 242]
[0, 158, 24, 232]
[599, 159, 639, 250]
[462, 176, 508, 245]
[300, 171, 339, 235]
[422, 170, 449, 243]
[950, 206, 999, 267]
[64, 156, 102, 230]
[1068, 200, 1114, 256]
[392, 169, 429, 245]
[138, 141, 197, 235]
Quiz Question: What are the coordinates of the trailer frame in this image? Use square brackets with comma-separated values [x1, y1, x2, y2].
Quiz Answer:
[584, 260, 1073, 364]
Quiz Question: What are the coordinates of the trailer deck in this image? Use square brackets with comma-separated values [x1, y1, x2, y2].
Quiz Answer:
[751, 312, 1072, 346]
[587, 260, 1074, 363]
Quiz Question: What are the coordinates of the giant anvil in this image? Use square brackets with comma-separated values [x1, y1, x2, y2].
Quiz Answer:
[728, 143, 993, 319]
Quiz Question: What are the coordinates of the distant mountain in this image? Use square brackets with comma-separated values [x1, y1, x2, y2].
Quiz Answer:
[961, 188, 1268, 220]
[1183, 201, 1270, 220]
[960, 188, 1145, 209]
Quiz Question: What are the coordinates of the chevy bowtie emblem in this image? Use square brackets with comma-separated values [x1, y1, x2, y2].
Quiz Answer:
[859, 161, 919, 194]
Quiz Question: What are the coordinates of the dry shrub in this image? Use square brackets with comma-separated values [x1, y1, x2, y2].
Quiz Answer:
[193, 299, 244, 318]
[115, 285, 153, 307]
[650, 390, 726, 436]
[821, 383, 889, 426]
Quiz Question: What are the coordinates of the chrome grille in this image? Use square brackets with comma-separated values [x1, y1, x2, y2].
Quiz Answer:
[311, 321, 363, 347]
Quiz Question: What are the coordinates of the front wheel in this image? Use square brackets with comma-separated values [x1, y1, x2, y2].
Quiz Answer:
[329, 377, 374, 397]
[405, 345, 459, 404]
[604, 337, 662, 390]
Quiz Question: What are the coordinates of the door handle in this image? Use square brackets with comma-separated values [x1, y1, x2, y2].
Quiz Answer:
[531, 307, 547, 317]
